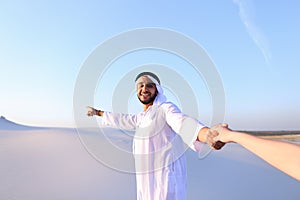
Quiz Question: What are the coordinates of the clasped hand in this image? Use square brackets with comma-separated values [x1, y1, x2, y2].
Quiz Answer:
[206, 123, 231, 150]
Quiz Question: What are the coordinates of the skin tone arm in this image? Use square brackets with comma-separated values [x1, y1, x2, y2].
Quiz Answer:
[207, 124, 300, 181]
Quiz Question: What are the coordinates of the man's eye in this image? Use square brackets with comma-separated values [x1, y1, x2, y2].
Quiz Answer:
[147, 84, 155, 88]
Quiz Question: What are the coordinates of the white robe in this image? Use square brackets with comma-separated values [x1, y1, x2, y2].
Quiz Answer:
[102, 102, 205, 200]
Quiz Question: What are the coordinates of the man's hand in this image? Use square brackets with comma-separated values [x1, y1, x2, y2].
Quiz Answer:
[86, 106, 98, 116]
[207, 123, 230, 150]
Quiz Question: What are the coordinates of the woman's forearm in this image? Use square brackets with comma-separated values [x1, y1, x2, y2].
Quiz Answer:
[230, 131, 300, 181]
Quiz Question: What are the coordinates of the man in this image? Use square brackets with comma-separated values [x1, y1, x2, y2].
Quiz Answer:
[87, 72, 220, 200]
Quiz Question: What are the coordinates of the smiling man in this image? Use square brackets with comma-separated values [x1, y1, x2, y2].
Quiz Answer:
[87, 71, 220, 200]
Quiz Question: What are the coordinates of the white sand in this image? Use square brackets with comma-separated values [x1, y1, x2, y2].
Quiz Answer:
[0, 123, 299, 199]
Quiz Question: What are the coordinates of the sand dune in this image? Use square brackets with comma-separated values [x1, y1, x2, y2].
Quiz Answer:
[0, 119, 299, 200]
[0, 116, 45, 131]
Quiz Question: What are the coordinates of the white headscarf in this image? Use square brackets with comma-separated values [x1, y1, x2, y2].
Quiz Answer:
[135, 74, 167, 106]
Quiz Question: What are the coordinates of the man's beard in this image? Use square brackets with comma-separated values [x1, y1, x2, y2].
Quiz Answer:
[138, 93, 157, 105]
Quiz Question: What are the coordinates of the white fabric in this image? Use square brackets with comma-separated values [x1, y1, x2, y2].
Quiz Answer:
[102, 74, 205, 199]
[102, 102, 205, 200]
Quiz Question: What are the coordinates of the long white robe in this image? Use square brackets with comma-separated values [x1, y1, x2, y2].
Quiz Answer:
[102, 102, 205, 200]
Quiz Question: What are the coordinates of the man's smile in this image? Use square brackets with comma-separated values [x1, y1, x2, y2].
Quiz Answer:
[141, 93, 150, 98]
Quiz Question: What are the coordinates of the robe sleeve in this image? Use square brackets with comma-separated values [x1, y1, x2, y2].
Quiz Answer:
[102, 111, 137, 131]
[163, 102, 206, 152]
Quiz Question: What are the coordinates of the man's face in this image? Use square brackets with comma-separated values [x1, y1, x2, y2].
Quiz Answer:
[136, 76, 158, 105]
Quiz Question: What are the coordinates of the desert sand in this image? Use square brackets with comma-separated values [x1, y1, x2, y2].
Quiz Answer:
[0, 117, 299, 200]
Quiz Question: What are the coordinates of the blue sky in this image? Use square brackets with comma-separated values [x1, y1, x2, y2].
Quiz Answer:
[0, 0, 299, 130]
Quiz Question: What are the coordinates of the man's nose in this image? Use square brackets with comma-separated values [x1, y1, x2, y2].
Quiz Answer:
[142, 85, 149, 92]
[142, 86, 149, 92]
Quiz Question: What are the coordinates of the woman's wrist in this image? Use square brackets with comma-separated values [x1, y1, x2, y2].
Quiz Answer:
[227, 130, 245, 143]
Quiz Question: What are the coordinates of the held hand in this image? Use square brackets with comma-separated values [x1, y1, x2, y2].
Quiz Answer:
[207, 123, 231, 150]
[210, 123, 232, 143]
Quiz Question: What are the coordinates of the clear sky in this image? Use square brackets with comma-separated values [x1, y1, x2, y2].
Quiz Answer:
[0, 0, 299, 130]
